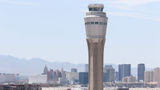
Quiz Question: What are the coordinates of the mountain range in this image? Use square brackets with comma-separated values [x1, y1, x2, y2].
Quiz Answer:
[0, 55, 141, 77]
[0, 55, 86, 75]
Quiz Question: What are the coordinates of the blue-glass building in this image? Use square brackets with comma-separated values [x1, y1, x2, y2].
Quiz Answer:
[79, 72, 88, 84]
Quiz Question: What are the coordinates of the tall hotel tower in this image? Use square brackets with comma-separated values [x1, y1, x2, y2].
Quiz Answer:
[84, 4, 108, 90]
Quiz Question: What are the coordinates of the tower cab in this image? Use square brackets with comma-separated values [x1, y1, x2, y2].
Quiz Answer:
[88, 4, 104, 12]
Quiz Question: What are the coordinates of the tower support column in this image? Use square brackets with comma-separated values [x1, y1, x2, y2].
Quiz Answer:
[87, 39, 105, 90]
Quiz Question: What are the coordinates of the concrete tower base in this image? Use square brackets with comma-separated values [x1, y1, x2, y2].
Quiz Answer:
[87, 39, 105, 90]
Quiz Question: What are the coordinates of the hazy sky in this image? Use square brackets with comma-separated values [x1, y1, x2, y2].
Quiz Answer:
[0, 0, 160, 67]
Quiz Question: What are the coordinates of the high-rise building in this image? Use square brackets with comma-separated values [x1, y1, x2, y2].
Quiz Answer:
[104, 65, 115, 82]
[115, 71, 119, 81]
[61, 68, 66, 80]
[47, 69, 60, 83]
[85, 64, 88, 72]
[47, 69, 55, 82]
[144, 71, 153, 83]
[79, 72, 88, 84]
[55, 69, 61, 81]
[103, 72, 107, 82]
[42, 65, 48, 75]
[138, 63, 145, 82]
[84, 4, 108, 90]
[118, 64, 131, 81]
[153, 67, 160, 83]
[58, 68, 67, 84]
[71, 68, 78, 72]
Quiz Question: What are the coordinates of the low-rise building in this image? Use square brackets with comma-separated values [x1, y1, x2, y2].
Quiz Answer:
[0, 73, 19, 83]
[130, 88, 160, 90]
[28, 75, 47, 84]
[122, 76, 136, 83]
[66, 72, 79, 84]
[0, 84, 41, 90]
[42, 87, 128, 90]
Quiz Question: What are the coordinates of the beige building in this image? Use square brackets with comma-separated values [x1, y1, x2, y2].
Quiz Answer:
[153, 67, 160, 83]
[144, 68, 160, 83]
[144, 71, 154, 83]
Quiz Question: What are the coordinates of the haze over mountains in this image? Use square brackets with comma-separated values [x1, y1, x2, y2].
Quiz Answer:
[0, 55, 140, 76]
[0, 55, 86, 75]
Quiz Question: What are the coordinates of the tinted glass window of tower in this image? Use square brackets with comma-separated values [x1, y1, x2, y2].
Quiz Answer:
[89, 8, 103, 11]
[85, 22, 107, 25]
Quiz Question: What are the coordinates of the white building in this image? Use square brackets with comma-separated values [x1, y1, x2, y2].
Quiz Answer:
[28, 75, 47, 84]
[122, 76, 136, 83]
[66, 72, 79, 83]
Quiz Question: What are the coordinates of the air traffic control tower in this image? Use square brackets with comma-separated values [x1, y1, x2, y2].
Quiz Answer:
[84, 4, 108, 90]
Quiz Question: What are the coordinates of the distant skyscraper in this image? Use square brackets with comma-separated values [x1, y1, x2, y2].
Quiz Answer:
[103, 72, 107, 82]
[79, 72, 88, 84]
[118, 64, 131, 81]
[47, 69, 62, 83]
[61, 68, 66, 79]
[71, 68, 77, 72]
[138, 63, 145, 81]
[84, 4, 108, 90]
[55, 69, 61, 81]
[42, 65, 48, 75]
[104, 65, 115, 82]
[85, 64, 88, 72]
[115, 71, 119, 81]
[47, 69, 55, 82]
[59, 68, 67, 84]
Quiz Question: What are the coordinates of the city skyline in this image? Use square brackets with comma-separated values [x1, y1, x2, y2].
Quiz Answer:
[0, 0, 160, 68]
